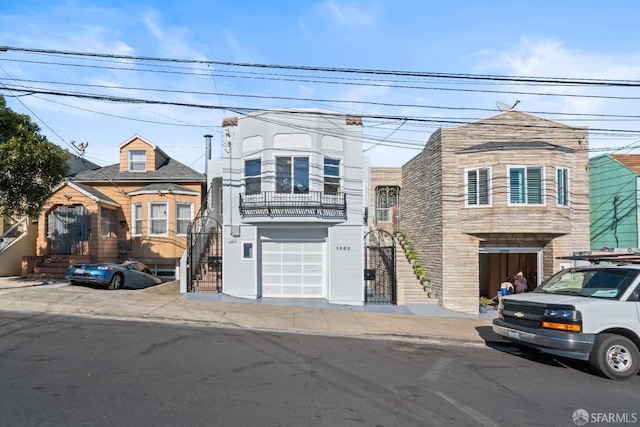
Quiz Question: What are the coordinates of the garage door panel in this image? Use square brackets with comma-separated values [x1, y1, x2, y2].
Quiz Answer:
[303, 265, 321, 274]
[264, 286, 281, 295]
[283, 242, 302, 251]
[304, 276, 323, 285]
[263, 265, 281, 274]
[304, 242, 323, 252]
[283, 265, 301, 274]
[283, 286, 303, 295]
[263, 254, 281, 263]
[304, 287, 323, 296]
[263, 275, 282, 284]
[304, 254, 322, 263]
[261, 240, 325, 298]
[283, 254, 302, 263]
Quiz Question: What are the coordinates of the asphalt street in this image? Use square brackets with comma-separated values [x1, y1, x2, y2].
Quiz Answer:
[0, 311, 638, 427]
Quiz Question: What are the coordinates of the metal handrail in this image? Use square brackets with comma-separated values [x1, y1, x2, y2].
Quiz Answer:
[0, 217, 29, 255]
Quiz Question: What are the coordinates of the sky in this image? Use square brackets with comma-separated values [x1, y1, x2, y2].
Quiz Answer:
[1, 1, 640, 173]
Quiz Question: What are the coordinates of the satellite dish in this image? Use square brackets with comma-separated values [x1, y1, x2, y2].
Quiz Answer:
[496, 100, 521, 111]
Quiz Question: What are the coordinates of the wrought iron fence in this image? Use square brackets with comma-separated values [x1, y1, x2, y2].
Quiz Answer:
[186, 186, 222, 292]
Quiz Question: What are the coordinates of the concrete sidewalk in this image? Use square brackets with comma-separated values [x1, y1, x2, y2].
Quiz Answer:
[0, 277, 501, 345]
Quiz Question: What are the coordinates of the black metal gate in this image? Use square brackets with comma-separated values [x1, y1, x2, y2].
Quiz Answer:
[364, 229, 396, 304]
[186, 195, 223, 292]
[48, 204, 90, 255]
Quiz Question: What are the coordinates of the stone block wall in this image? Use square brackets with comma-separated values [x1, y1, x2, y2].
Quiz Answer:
[399, 111, 590, 313]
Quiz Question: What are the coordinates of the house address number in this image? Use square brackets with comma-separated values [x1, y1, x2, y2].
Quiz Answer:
[336, 246, 351, 251]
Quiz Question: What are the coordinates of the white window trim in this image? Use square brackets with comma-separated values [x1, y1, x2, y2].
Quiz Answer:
[175, 202, 193, 236]
[128, 150, 147, 172]
[244, 157, 262, 194]
[507, 165, 546, 207]
[242, 241, 254, 260]
[148, 201, 169, 236]
[275, 155, 310, 194]
[464, 166, 492, 208]
[323, 157, 342, 194]
[132, 203, 143, 236]
[556, 167, 570, 207]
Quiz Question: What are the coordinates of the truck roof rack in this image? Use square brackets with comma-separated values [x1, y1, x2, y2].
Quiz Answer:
[557, 250, 640, 264]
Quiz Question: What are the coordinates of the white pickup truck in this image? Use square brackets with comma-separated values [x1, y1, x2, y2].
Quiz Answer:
[492, 263, 640, 380]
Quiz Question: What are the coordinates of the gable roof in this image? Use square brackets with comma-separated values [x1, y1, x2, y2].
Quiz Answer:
[460, 109, 585, 130]
[457, 140, 576, 154]
[52, 180, 120, 207]
[70, 158, 205, 183]
[117, 134, 170, 159]
[610, 154, 640, 174]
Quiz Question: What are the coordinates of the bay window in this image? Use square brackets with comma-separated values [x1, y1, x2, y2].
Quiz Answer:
[509, 166, 544, 205]
[276, 157, 309, 193]
[149, 202, 168, 235]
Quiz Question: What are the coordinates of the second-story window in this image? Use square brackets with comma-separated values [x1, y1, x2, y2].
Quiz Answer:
[276, 157, 309, 193]
[244, 159, 261, 194]
[465, 167, 490, 207]
[557, 167, 569, 206]
[509, 166, 544, 205]
[129, 150, 147, 172]
[324, 158, 340, 195]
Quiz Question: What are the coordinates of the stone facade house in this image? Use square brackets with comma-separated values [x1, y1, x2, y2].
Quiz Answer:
[400, 110, 590, 313]
[26, 135, 205, 279]
[187, 109, 368, 304]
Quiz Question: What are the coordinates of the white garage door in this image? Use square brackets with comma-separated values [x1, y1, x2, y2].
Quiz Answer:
[262, 241, 325, 298]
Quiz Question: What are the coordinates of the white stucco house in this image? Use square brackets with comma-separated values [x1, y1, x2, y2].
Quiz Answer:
[187, 109, 369, 305]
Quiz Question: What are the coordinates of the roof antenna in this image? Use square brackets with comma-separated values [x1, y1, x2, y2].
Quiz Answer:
[496, 100, 521, 111]
[71, 141, 89, 158]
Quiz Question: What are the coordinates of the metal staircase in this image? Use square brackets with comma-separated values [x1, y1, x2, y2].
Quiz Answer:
[186, 187, 223, 292]
[0, 217, 29, 256]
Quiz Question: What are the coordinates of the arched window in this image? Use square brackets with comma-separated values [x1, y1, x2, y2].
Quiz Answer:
[375, 186, 400, 226]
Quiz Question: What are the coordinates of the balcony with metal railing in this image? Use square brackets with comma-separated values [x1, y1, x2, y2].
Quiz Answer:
[239, 191, 347, 220]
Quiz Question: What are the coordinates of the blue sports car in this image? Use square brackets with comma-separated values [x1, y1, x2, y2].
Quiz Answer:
[66, 260, 162, 290]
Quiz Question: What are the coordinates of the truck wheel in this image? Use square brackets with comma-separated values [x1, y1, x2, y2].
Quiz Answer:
[589, 333, 640, 380]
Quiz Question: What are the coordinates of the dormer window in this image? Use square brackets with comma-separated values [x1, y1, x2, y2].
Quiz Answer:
[129, 150, 147, 172]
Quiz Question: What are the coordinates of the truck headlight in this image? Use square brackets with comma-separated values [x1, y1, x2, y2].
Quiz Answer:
[545, 309, 575, 319]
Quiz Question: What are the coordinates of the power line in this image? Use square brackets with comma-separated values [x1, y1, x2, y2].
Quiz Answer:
[3, 45, 640, 87]
[4, 56, 640, 102]
[6, 77, 640, 120]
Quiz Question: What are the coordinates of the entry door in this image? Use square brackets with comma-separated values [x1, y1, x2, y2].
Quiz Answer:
[261, 241, 325, 298]
[48, 205, 90, 254]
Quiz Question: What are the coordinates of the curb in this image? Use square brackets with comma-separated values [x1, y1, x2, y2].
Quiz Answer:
[0, 306, 492, 346]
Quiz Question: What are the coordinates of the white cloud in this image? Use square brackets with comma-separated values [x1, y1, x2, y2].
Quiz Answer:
[316, 0, 380, 27]
[474, 38, 640, 155]
[143, 11, 164, 41]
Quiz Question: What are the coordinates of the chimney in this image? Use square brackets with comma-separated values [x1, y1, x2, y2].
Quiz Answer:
[204, 134, 213, 160]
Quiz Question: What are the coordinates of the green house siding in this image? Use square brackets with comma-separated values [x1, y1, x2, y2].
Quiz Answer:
[590, 155, 639, 250]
